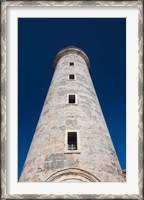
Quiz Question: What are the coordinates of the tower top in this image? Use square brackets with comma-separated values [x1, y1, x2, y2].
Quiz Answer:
[54, 46, 90, 69]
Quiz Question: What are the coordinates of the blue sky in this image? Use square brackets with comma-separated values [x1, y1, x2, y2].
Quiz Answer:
[18, 18, 126, 180]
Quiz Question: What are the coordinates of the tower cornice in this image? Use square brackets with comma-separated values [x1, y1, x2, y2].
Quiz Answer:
[54, 46, 90, 69]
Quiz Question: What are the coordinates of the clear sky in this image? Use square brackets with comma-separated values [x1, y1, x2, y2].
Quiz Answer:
[18, 18, 126, 180]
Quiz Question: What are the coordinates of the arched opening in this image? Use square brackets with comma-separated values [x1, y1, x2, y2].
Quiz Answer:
[45, 168, 100, 182]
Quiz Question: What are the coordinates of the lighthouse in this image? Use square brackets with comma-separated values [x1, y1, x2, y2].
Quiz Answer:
[20, 46, 124, 182]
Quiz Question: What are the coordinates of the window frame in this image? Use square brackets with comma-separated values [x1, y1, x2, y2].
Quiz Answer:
[67, 94, 77, 104]
[68, 74, 76, 80]
[64, 130, 80, 154]
[69, 62, 74, 66]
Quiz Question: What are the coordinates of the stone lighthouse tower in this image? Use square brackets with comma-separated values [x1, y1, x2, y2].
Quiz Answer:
[20, 46, 124, 182]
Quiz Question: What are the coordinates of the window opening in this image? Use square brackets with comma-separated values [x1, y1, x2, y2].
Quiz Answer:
[69, 95, 76, 103]
[70, 62, 74, 66]
[69, 74, 75, 80]
[68, 132, 77, 150]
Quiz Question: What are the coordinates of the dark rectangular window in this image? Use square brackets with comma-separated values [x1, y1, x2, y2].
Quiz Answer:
[69, 74, 75, 79]
[69, 95, 75, 103]
[70, 62, 74, 66]
[68, 132, 77, 150]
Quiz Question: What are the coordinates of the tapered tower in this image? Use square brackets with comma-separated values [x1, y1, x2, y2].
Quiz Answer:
[20, 46, 124, 182]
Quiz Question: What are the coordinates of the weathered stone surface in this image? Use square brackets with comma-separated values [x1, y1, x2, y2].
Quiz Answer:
[20, 47, 124, 182]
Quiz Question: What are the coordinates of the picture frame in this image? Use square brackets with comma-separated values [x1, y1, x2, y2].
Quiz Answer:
[1, 0, 143, 199]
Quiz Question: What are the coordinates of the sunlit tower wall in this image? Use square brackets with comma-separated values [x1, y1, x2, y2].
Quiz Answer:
[20, 46, 124, 182]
